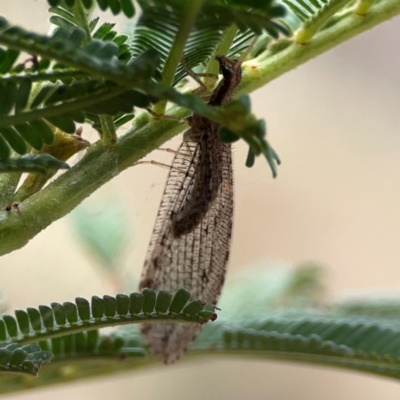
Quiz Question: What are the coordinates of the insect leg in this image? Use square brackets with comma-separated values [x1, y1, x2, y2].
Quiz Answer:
[133, 160, 188, 175]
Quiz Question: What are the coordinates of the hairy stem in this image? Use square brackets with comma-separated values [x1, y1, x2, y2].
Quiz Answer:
[294, 0, 353, 43]
[239, 0, 400, 93]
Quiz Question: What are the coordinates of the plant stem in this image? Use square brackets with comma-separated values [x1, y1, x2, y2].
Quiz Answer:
[153, 0, 204, 115]
[0, 0, 399, 256]
[239, 0, 400, 94]
[204, 24, 238, 76]
[295, 0, 353, 43]
[100, 115, 117, 144]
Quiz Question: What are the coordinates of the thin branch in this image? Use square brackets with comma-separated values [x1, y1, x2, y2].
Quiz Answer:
[153, 0, 204, 115]
[204, 24, 238, 77]
[100, 115, 117, 144]
[239, 0, 400, 93]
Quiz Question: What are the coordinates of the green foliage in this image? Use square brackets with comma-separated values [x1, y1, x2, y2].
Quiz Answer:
[49, 8, 132, 63]
[0, 5, 279, 173]
[192, 316, 400, 379]
[0, 0, 399, 394]
[0, 331, 147, 394]
[292, 0, 354, 42]
[0, 154, 69, 174]
[0, 20, 157, 171]
[0, 0, 369, 174]
[0, 22, 160, 118]
[192, 267, 400, 381]
[48, 329, 146, 360]
[0, 288, 216, 347]
[333, 297, 400, 322]
[0, 286, 218, 391]
[48, 0, 136, 17]
[131, 0, 288, 86]
[0, 343, 51, 376]
[4, 266, 400, 392]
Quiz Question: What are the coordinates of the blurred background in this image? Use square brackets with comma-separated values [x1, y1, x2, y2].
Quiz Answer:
[2, 0, 400, 398]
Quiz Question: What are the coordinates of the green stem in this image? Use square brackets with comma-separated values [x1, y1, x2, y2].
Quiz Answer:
[153, 0, 204, 115]
[354, 0, 376, 14]
[204, 24, 238, 77]
[3, 341, 400, 394]
[0, 111, 186, 255]
[0, 358, 152, 395]
[239, 1, 400, 94]
[100, 115, 117, 144]
[0, 0, 399, 256]
[295, 0, 353, 43]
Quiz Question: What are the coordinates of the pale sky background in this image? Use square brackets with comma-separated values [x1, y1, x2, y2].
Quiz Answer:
[2, 1, 400, 399]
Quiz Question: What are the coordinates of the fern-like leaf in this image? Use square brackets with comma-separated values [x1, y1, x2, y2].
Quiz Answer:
[49, 8, 132, 63]
[0, 6, 281, 171]
[0, 330, 146, 394]
[0, 343, 51, 376]
[0, 289, 216, 345]
[131, 0, 289, 86]
[47, 330, 146, 360]
[131, 1, 227, 86]
[0, 154, 69, 174]
[333, 297, 400, 321]
[193, 316, 400, 380]
[47, 0, 136, 18]
[0, 19, 160, 166]
[283, 0, 355, 42]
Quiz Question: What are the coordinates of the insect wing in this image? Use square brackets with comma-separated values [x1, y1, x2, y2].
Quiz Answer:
[140, 131, 233, 363]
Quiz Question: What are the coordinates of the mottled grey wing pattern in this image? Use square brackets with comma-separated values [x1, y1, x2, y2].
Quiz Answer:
[139, 121, 233, 364]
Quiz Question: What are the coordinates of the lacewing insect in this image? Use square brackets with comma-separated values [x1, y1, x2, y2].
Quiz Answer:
[139, 52, 247, 363]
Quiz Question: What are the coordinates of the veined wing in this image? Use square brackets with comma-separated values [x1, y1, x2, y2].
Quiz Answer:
[139, 54, 241, 363]
[139, 127, 203, 290]
[139, 122, 233, 363]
